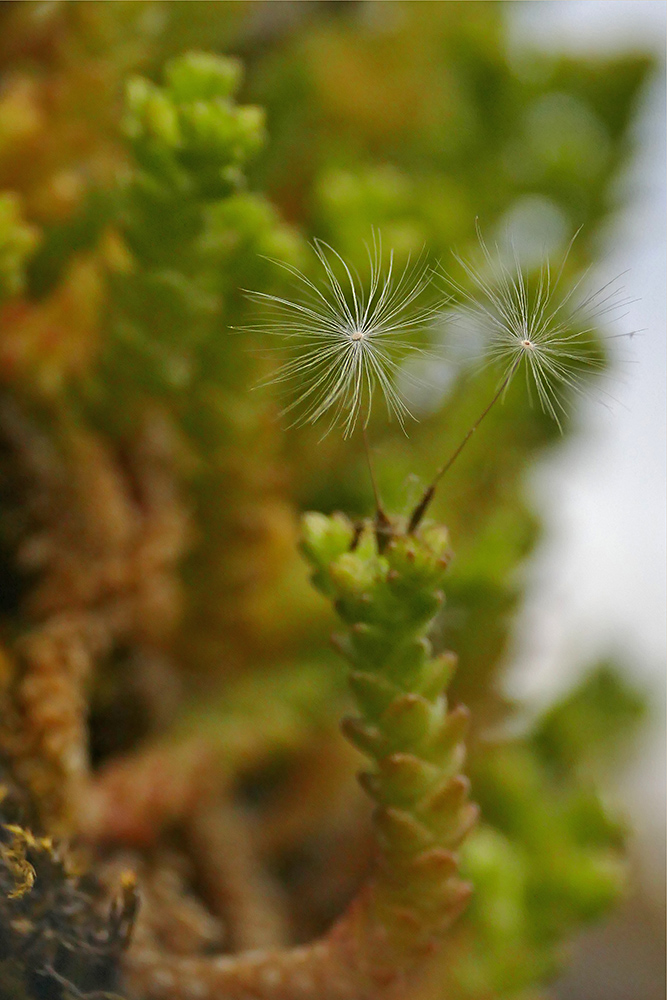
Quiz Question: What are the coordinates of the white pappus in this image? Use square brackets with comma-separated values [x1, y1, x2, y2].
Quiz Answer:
[243, 234, 441, 438]
[442, 227, 637, 429]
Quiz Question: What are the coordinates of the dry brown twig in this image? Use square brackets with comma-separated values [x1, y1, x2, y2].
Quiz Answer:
[1, 401, 190, 833]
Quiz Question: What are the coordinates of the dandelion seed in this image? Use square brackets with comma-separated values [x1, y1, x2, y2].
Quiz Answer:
[445, 225, 636, 428]
[243, 233, 441, 439]
[408, 226, 636, 532]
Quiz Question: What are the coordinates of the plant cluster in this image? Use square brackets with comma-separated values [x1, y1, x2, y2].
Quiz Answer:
[0, 4, 650, 1000]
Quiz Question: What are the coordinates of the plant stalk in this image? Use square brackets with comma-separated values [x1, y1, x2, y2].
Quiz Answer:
[408, 358, 521, 533]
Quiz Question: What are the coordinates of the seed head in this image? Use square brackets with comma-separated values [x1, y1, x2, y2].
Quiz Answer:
[442, 227, 636, 428]
[244, 234, 440, 437]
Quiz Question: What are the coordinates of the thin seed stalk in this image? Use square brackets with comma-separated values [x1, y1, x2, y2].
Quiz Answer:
[408, 357, 521, 533]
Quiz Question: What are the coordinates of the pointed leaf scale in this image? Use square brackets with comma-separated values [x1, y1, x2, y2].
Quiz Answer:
[417, 651, 458, 699]
[374, 806, 434, 855]
[418, 775, 471, 835]
[341, 716, 386, 758]
[375, 752, 441, 807]
[349, 671, 399, 719]
[381, 693, 440, 752]
[423, 704, 470, 763]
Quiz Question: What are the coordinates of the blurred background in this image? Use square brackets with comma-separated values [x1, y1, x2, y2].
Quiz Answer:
[508, 5, 666, 998]
[0, 2, 664, 999]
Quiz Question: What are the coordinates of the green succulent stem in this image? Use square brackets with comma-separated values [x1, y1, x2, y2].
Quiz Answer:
[301, 511, 477, 970]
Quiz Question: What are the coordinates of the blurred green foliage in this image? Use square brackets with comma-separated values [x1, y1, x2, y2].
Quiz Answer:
[0, 3, 652, 998]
